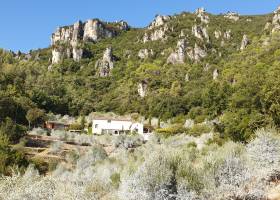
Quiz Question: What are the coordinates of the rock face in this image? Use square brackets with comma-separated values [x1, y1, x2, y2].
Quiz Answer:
[192, 25, 209, 42]
[195, 8, 210, 24]
[117, 20, 129, 31]
[224, 12, 240, 21]
[83, 19, 115, 41]
[143, 25, 169, 43]
[224, 30, 232, 40]
[138, 81, 148, 98]
[272, 7, 280, 32]
[138, 49, 154, 59]
[51, 21, 84, 64]
[148, 15, 170, 29]
[240, 35, 250, 50]
[95, 47, 114, 77]
[51, 19, 128, 63]
[51, 48, 63, 64]
[187, 43, 207, 61]
[167, 39, 186, 64]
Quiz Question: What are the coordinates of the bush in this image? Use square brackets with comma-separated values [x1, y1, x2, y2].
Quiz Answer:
[0, 134, 28, 175]
[69, 123, 83, 130]
[110, 172, 121, 188]
[187, 124, 211, 137]
[0, 118, 26, 143]
[156, 124, 187, 137]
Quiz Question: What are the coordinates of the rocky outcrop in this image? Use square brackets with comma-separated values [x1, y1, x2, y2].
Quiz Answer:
[138, 49, 154, 59]
[180, 30, 186, 38]
[117, 20, 129, 31]
[51, 21, 84, 64]
[72, 47, 83, 61]
[143, 25, 169, 43]
[214, 30, 222, 39]
[187, 43, 207, 61]
[167, 39, 186, 64]
[148, 15, 170, 29]
[224, 12, 240, 21]
[195, 8, 210, 24]
[185, 73, 190, 82]
[51, 19, 128, 63]
[83, 19, 115, 42]
[240, 35, 250, 50]
[272, 7, 280, 32]
[224, 30, 232, 40]
[213, 69, 219, 80]
[192, 25, 209, 42]
[51, 48, 63, 64]
[95, 47, 114, 77]
[138, 80, 148, 98]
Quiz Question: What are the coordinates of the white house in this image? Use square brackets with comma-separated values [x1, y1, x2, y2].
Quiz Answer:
[92, 117, 144, 135]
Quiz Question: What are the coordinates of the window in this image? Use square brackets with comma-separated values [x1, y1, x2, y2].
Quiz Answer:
[108, 120, 111, 123]
[95, 124, 98, 128]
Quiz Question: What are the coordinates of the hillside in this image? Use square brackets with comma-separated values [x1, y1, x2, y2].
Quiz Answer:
[1, 5, 280, 200]
[1, 7, 279, 142]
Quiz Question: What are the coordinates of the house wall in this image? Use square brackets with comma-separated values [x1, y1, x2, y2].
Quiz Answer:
[92, 119, 143, 135]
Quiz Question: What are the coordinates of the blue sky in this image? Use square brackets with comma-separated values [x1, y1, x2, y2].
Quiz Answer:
[0, 0, 279, 52]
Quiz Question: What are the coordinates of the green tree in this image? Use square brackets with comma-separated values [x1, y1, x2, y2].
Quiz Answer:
[26, 108, 45, 129]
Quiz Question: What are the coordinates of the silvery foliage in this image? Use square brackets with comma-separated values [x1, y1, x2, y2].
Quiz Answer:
[247, 128, 280, 175]
[0, 166, 56, 200]
[50, 130, 95, 145]
[204, 142, 266, 199]
[49, 141, 63, 153]
[112, 134, 144, 149]
[2, 128, 280, 199]
[29, 127, 48, 136]
[118, 149, 175, 200]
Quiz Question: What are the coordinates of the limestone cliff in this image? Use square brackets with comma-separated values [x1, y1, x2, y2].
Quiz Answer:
[51, 19, 129, 64]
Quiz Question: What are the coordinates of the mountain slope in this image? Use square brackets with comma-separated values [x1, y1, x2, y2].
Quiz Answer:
[1, 7, 280, 141]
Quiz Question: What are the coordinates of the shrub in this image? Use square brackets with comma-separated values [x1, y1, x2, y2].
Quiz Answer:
[69, 123, 83, 130]
[110, 172, 121, 188]
[187, 124, 211, 137]
[156, 124, 187, 138]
